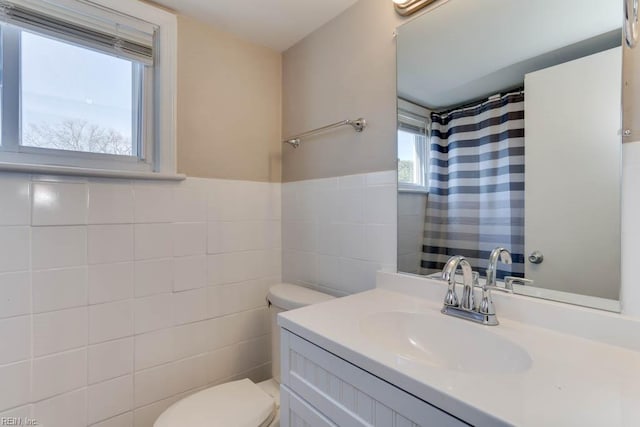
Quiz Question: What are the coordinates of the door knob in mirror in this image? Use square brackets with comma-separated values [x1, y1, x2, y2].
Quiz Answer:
[528, 251, 544, 264]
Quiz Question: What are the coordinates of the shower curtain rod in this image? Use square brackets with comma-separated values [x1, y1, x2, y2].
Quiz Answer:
[436, 86, 525, 116]
[283, 118, 367, 148]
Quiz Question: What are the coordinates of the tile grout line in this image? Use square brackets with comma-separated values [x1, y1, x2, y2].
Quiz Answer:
[28, 176, 34, 419]
[84, 183, 90, 427]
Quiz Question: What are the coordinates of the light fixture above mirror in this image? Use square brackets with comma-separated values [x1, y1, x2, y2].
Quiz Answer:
[393, 0, 439, 16]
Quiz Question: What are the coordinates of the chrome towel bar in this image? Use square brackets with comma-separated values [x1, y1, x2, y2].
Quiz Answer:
[283, 118, 367, 148]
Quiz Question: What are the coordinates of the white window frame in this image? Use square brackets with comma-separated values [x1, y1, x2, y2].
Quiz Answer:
[0, 0, 180, 180]
[397, 99, 430, 193]
[397, 127, 429, 193]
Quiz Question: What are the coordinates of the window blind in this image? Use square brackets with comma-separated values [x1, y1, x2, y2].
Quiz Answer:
[0, 0, 156, 64]
[398, 109, 429, 135]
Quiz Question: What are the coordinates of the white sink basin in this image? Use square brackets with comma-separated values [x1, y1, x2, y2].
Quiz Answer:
[360, 311, 532, 374]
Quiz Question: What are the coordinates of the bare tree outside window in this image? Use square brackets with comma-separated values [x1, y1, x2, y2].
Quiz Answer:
[398, 160, 414, 183]
[23, 120, 133, 156]
[20, 32, 135, 158]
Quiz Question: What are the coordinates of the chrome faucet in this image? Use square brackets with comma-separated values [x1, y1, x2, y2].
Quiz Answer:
[440, 255, 493, 324]
[440, 250, 516, 326]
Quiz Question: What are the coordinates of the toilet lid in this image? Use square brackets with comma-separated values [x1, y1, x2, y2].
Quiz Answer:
[267, 283, 334, 310]
[154, 379, 275, 427]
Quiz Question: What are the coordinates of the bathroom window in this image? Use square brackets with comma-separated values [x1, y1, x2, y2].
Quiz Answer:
[398, 111, 429, 192]
[0, 0, 177, 176]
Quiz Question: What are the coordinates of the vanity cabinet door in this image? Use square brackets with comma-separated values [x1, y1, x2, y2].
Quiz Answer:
[281, 384, 339, 427]
[281, 329, 469, 427]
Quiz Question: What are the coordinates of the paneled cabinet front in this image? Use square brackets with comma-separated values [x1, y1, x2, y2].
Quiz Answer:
[280, 329, 468, 427]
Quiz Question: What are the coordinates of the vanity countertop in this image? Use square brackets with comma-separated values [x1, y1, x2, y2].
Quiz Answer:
[278, 287, 640, 427]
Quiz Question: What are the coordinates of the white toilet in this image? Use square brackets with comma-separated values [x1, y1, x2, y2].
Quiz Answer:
[154, 283, 334, 427]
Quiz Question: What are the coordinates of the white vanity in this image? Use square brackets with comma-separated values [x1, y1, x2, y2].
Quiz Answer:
[278, 273, 640, 427]
[279, 329, 463, 427]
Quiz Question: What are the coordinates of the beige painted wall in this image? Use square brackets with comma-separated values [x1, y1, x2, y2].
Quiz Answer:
[177, 15, 282, 182]
[282, 0, 401, 182]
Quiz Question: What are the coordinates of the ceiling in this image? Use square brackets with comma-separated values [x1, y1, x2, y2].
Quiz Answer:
[151, 0, 359, 52]
[397, 0, 621, 110]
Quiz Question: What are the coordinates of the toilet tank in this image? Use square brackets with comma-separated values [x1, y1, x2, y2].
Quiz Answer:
[267, 283, 334, 383]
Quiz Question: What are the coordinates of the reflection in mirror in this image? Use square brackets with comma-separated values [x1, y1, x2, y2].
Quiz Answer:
[396, 0, 622, 311]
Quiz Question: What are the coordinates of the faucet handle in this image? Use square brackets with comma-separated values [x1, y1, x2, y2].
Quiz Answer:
[504, 276, 534, 290]
[478, 280, 514, 316]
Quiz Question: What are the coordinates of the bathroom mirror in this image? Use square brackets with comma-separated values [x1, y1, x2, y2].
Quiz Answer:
[396, 0, 623, 311]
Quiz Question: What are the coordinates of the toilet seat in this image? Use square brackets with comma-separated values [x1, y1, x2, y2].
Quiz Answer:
[154, 379, 276, 427]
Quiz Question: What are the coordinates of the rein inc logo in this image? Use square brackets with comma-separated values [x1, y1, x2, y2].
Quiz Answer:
[0, 417, 39, 426]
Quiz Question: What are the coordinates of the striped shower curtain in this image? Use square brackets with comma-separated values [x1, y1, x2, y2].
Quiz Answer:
[420, 92, 525, 279]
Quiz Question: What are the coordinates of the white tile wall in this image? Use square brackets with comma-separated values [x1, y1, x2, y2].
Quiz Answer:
[0, 316, 30, 364]
[0, 227, 30, 273]
[32, 267, 88, 313]
[134, 294, 174, 334]
[134, 224, 173, 261]
[172, 223, 207, 257]
[0, 174, 31, 225]
[33, 307, 88, 356]
[173, 256, 206, 292]
[88, 225, 134, 265]
[134, 259, 173, 298]
[0, 272, 30, 318]
[87, 375, 134, 425]
[87, 181, 135, 225]
[88, 263, 134, 304]
[92, 412, 133, 427]
[0, 361, 30, 410]
[33, 388, 88, 427]
[282, 171, 397, 295]
[88, 338, 134, 385]
[32, 349, 87, 401]
[89, 300, 134, 344]
[0, 169, 435, 426]
[32, 181, 88, 226]
[397, 192, 427, 275]
[32, 226, 87, 270]
[0, 174, 281, 427]
[133, 183, 175, 224]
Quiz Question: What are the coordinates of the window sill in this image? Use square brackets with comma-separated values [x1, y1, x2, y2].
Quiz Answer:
[0, 162, 186, 181]
[398, 186, 429, 194]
